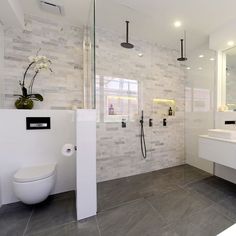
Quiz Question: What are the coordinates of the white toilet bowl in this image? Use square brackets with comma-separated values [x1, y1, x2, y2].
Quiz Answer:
[13, 164, 56, 205]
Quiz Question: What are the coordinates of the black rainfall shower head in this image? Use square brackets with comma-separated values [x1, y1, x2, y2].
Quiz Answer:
[121, 21, 134, 49]
[177, 57, 187, 61]
[121, 42, 134, 49]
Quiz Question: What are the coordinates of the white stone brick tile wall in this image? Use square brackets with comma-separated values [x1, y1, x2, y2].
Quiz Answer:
[96, 28, 186, 182]
[2, 15, 84, 109]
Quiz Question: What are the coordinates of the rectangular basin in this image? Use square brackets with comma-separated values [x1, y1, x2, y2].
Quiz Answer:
[199, 136, 236, 169]
[208, 129, 236, 140]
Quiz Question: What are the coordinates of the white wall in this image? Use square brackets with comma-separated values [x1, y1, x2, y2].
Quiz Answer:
[0, 110, 76, 204]
[0, 24, 4, 207]
[0, 24, 4, 109]
[76, 110, 97, 220]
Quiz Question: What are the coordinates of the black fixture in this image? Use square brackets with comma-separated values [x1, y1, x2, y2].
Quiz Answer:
[26, 117, 51, 130]
[121, 21, 134, 49]
[177, 31, 187, 61]
[140, 110, 147, 159]
[163, 118, 167, 127]
[122, 118, 126, 128]
[149, 118, 153, 127]
[225, 120, 236, 125]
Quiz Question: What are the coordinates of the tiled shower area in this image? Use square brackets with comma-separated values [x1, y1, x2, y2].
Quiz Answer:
[96, 28, 185, 181]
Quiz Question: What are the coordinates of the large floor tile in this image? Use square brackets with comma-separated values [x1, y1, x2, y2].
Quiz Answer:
[97, 168, 179, 211]
[213, 195, 236, 221]
[168, 206, 234, 236]
[147, 188, 210, 224]
[0, 203, 32, 236]
[26, 217, 100, 236]
[97, 177, 142, 211]
[187, 176, 236, 203]
[155, 165, 211, 187]
[25, 194, 76, 235]
[97, 199, 167, 236]
[144, 172, 179, 197]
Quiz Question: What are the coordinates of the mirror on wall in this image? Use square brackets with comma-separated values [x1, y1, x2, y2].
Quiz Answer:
[224, 46, 236, 110]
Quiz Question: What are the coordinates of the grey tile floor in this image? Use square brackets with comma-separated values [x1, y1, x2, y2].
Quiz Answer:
[1, 164, 236, 236]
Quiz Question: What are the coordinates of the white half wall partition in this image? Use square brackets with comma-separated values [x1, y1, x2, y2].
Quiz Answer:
[76, 109, 97, 220]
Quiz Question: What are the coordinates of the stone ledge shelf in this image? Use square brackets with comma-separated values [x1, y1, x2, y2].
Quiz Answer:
[199, 134, 236, 169]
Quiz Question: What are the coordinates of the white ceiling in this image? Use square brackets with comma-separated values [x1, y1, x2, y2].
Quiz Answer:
[20, 0, 93, 26]
[96, 0, 236, 51]
[19, 0, 236, 51]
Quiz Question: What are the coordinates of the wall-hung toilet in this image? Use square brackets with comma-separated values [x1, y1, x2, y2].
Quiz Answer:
[13, 164, 56, 204]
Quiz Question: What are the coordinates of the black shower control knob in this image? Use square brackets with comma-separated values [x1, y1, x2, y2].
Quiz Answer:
[149, 119, 153, 127]
[121, 119, 126, 128]
[163, 118, 167, 126]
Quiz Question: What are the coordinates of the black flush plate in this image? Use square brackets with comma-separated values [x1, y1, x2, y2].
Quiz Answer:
[225, 120, 236, 125]
[26, 117, 51, 130]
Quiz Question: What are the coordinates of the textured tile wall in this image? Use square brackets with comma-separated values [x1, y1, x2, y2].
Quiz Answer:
[2, 15, 84, 109]
[1, 15, 186, 182]
[0, 24, 4, 107]
[96, 28, 186, 182]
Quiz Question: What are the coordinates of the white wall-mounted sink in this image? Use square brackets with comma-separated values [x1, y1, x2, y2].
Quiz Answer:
[199, 134, 236, 170]
[208, 129, 236, 140]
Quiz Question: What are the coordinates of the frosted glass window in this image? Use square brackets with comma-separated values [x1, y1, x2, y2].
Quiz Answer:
[96, 76, 138, 122]
[130, 83, 138, 92]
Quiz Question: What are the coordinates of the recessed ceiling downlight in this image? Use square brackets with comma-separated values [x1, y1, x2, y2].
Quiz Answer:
[174, 21, 182, 28]
[210, 58, 215, 61]
[186, 67, 191, 70]
[199, 55, 204, 58]
[227, 41, 235, 47]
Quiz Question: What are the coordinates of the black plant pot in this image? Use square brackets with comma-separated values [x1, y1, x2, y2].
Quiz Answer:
[15, 97, 34, 109]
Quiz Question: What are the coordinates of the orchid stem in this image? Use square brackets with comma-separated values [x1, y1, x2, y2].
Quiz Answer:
[29, 70, 39, 94]
[22, 61, 35, 87]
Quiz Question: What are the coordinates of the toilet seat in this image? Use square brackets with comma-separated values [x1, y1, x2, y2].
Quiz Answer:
[14, 164, 56, 183]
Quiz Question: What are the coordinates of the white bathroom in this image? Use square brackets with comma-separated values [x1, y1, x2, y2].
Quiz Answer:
[2, 0, 236, 236]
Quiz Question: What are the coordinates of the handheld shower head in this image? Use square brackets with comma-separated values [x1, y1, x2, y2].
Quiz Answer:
[140, 110, 147, 159]
[140, 110, 144, 123]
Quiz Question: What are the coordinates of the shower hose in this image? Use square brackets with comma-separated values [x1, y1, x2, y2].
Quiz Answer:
[140, 111, 147, 159]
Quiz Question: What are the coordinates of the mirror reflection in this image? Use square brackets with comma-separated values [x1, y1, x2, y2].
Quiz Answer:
[225, 46, 236, 110]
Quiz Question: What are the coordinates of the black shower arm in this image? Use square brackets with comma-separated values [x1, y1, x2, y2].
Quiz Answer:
[126, 21, 129, 43]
